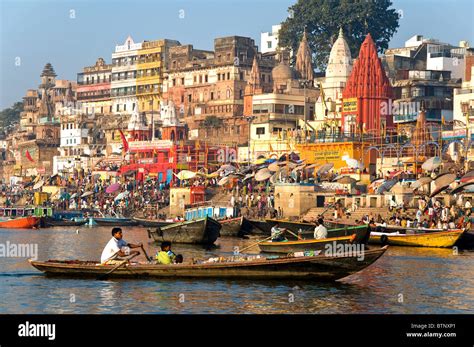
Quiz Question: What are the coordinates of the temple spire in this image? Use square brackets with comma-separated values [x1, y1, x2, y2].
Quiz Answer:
[249, 54, 261, 89]
[295, 28, 314, 82]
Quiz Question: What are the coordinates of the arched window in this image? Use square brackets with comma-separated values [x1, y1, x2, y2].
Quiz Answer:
[170, 130, 175, 141]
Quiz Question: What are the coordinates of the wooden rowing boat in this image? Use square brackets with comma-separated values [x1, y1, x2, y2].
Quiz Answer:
[258, 234, 357, 254]
[43, 217, 87, 227]
[132, 217, 174, 228]
[241, 217, 272, 235]
[265, 220, 370, 244]
[0, 216, 40, 229]
[219, 216, 243, 236]
[29, 246, 388, 281]
[147, 216, 221, 245]
[369, 229, 464, 248]
[456, 230, 474, 249]
[92, 217, 138, 226]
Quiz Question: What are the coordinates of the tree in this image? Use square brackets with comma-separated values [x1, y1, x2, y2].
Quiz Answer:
[279, 0, 400, 71]
[202, 115, 223, 128]
[0, 102, 23, 131]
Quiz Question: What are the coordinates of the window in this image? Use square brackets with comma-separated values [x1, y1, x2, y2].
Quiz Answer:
[226, 89, 231, 99]
[239, 90, 243, 99]
[210, 92, 214, 100]
[267, 41, 272, 49]
[217, 55, 221, 62]
[199, 75, 202, 83]
[256, 127, 265, 135]
[172, 79, 176, 87]
[116, 104, 120, 112]
[124, 104, 127, 111]
[226, 53, 231, 62]
[181, 95, 184, 103]
[194, 76, 197, 83]
[227, 72, 230, 80]
[205, 75, 208, 83]
[132, 103, 136, 110]
[181, 77, 185, 85]
[188, 94, 192, 102]
[239, 72, 244, 80]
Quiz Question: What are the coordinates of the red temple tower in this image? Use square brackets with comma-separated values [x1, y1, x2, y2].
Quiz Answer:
[342, 33, 393, 138]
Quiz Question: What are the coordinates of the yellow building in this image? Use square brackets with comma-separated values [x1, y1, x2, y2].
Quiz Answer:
[136, 39, 180, 116]
[296, 141, 374, 171]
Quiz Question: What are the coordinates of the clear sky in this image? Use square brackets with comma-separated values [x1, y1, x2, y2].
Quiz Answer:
[1, 0, 473, 109]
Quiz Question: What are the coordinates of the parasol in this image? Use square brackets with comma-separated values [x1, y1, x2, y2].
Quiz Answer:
[317, 163, 334, 175]
[460, 171, 474, 183]
[105, 183, 121, 194]
[70, 193, 78, 199]
[430, 185, 450, 198]
[337, 176, 357, 184]
[368, 178, 384, 190]
[411, 176, 432, 190]
[33, 180, 44, 190]
[450, 181, 474, 195]
[345, 158, 364, 169]
[253, 158, 267, 165]
[422, 156, 442, 171]
[268, 162, 280, 172]
[217, 176, 230, 186]
[255, 168, 272, 181]
[376, 179, 398, 194]
[115, 191, 130, 201]
[434, 173, 456, 188]
[175, 170, 197, 180]
[243, 173, 255, 182]
[81, 191, 94, 198]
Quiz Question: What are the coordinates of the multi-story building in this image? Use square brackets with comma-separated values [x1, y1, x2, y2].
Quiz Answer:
[136, 39, 180, 124]
[261, 24, 281, 54]
[383, 35, 468, 134]
[111, 35, 142, 117]
[76, 57, 113, 116]
[163, 36, 276, 145]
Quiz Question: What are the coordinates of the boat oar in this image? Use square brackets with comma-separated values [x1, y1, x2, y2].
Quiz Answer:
[98, 253, 138, 280]
[140, 244, 151, 261]
[284, 228, 303, 240]
[238, 235, 273, 253]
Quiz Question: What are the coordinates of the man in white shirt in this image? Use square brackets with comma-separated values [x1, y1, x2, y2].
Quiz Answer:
[314, 218, 328, 239]
[270, 223, 287, 242]
[100, 227, 142, 264]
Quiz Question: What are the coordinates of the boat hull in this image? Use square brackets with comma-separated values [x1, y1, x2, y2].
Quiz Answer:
[43, 217, 87, 227]
[0, 216, 40, 229]
[219, 217, 243, 236]
[29, 246, 387, 281]
[265, 219, 370, 244]
[369, 229, 464, 248]
[241, 217, 272, 235]
[93, 218, 138, 226]
[148, 217, 221, 244]
[132, 217, 173, 228]
[259, 235, 356, 254]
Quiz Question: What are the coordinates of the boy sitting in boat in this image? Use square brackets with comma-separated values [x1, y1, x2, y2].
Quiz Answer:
[155, 241, 184, 264]
[271, 223, 288, 242]
[100, 227, 142, 265]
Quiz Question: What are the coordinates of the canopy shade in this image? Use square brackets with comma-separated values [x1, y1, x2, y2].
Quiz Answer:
[422, 156, 442, 171]
[105, 183, 121, 194]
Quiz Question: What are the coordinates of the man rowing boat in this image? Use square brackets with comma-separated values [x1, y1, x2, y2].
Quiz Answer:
[100, 227, 143, 264]
[270, 223, 288, 242]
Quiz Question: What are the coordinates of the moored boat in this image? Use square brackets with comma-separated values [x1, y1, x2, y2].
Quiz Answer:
[219, 216, 243, 236]
[0, 216, 40, 229]
[258, 234, 357, 254]
[29, 246, 388, 281]
[43, 217, 87, 227]
[147, 216, 221, 244]
[241, 217, 272, 235]
[132, 217, 174, 228]
[92, 217, 138, 227]
[369, 229, 464, 248]
[265, 220, 370, 244]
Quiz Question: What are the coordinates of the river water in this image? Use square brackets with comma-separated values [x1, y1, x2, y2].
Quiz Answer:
[1, 226, 474, 314]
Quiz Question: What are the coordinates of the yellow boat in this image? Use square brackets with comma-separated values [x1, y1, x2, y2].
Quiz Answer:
[369, 229, 464, 248]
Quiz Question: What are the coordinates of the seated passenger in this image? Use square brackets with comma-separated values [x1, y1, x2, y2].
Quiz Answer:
[155, 241, 176, 264]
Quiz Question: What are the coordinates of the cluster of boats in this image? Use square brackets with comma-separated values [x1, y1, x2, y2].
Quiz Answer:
[3, 205, 472, 281]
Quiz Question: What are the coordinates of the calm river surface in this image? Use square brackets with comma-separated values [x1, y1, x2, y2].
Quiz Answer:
[1, 226, 474, 314]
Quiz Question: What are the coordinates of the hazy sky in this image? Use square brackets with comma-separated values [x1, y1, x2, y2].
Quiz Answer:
[1, 0, 473, 109]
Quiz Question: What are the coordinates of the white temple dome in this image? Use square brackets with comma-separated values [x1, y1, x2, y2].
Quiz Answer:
[326, 28, 352, 79]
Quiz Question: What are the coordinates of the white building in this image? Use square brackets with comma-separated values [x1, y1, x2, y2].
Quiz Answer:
[313, 28, 352, 130]
[261, 25, 281, 54]
[111, 36, 142, 116]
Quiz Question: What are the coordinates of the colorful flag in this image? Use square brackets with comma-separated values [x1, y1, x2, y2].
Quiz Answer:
[119, 129, 129, 153]
[25, 149, 34, 162]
